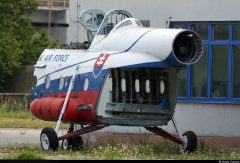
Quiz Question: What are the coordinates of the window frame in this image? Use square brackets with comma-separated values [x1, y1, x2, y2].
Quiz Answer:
[170, 21, 240, 104]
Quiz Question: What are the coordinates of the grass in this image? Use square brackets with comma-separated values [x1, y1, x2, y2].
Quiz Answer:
[0, 141, 240, 160]
[0, 104, 67, 129]
[0, 103, 240, 160]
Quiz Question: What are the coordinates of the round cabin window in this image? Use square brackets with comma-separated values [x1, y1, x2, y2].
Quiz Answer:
[59, 77, 64, 90]
[83, 78, 89, 91]
[45, 76, 51, 89]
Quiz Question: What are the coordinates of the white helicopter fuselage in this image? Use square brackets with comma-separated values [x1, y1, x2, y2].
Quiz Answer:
[31, 18, 202, 126]
[31, 10, 203, 153]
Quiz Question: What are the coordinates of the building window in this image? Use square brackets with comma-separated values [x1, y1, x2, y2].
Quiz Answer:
[192, 24, 208, 40]
[213, 24, 228, 40]
[177, 68, 187, 97]
[171, 24, 187, 29]
[233, 24, 240, 40]
[171, 21, 240, 104]
[233, 46, 240, 98]
[212, 46, 228, 97]
[192, 46, 208, 97]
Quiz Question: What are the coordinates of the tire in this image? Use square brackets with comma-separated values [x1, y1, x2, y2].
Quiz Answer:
[182, 131, 197, 153]
[62, 139, 71, 150]
[40, 127, 59, 151]
[72, 136, 83, 151]
[62, 124, 74, 150]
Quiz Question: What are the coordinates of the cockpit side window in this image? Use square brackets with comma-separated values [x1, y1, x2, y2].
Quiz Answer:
[116, 20, 132, 30]
[135, 20, 143, 27]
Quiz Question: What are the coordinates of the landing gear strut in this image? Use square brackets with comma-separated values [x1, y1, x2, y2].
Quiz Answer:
[145, 117, 197, 153]
[172, 117, 197, 153]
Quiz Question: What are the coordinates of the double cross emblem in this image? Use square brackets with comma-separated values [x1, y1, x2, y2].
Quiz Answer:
[93, 53, 110, 78]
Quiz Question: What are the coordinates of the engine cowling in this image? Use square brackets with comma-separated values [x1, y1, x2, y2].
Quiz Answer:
[172, 30, 203, 65]
[90, 27, 203, 67]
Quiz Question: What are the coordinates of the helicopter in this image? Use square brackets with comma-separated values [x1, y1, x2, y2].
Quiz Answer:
[30, 9, 203, 152]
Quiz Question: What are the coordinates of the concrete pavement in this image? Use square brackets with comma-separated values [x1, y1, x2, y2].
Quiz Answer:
[0, 128, 41, 147]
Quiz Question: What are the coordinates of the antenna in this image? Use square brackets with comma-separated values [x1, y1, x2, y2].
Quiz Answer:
[166, 17, 173, 28]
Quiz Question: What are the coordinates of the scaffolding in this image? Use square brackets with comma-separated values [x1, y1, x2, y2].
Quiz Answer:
[38, 0, 69, 9]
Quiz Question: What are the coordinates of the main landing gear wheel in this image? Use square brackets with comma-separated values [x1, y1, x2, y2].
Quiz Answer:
[40, 127, 59, 151]
[181, 131, 197, 153]
[72, 136, 84, 151]
[62, 138, 71, 150]
[62, 136, 83, 151]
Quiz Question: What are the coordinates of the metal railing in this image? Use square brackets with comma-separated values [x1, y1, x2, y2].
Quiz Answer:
[38, 0, 69, 9]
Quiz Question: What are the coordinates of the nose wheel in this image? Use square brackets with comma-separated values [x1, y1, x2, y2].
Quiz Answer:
[40, 128, 59, 151]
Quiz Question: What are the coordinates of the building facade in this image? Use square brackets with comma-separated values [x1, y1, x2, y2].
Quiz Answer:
[30, 0, 69, 43]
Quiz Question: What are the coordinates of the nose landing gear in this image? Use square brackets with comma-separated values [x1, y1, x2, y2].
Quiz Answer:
[40, 124, 108, 151]
[40, 127, 59, 151]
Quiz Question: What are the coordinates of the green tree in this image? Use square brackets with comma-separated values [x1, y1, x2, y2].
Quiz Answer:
[0, 0, 38, 91]
[0, 0, 62, 91]
[21, 29, 64, 65]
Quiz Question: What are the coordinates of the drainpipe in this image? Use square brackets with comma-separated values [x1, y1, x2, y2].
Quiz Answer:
[48, 0, 52, 40]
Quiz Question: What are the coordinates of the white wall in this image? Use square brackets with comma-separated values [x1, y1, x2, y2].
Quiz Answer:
[99, 103, 240, 137]
[67, 0, 82, 43]
[67, 0, 240, 43]
[167, 103, 240, 137]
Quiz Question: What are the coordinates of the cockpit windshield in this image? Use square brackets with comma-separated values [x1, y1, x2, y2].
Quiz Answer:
[96, 10, 133, 36]
[116, 20, 132, 30]
[108, 18, 143, 35]
[86, 10, 138, 48]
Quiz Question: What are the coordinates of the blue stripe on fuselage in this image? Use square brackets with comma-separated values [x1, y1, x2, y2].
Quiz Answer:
[32, 70, 108, 100]
[123, 61, 170, 68]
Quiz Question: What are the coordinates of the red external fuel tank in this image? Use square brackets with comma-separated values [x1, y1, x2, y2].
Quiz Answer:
[30, 92, 99, 124]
